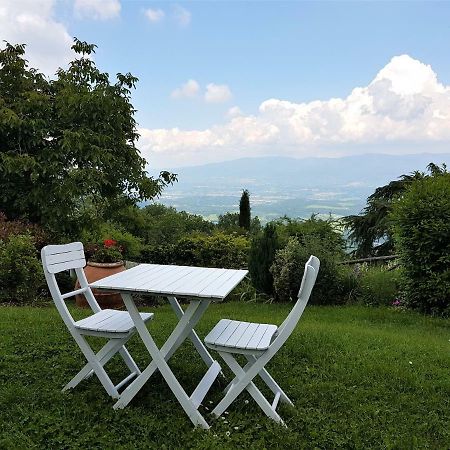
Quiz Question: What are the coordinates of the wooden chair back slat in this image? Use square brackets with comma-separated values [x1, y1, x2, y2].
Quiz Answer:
[42, 242, 86, 274]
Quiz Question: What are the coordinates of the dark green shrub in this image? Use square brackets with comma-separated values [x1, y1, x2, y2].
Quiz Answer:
[140, 204, 214, 246]
[141, 232, 249, 269]
[218, 212, 261, 235]
[139, 244, 174, 265]
[276, 215, 345, 250]
[390, 174, 450, 316]
[0, 234, 45, 304]
[356, 265, 402, 306]
[248, 223, 280, 295]
[270, 235, 351, 304]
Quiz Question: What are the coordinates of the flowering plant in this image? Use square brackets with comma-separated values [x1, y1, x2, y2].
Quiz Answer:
[86, 239, 125, 263]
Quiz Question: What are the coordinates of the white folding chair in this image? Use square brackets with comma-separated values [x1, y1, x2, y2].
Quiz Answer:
[204, 255, 320, 425]
[41, 242, 153, 399]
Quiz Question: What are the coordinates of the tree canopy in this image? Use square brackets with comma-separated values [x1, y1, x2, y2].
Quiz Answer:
[0, 39, 176, 237]
[344, 163, 447, 257]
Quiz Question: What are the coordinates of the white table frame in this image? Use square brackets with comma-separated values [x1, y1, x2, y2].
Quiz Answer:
[90, 264, 247, 429]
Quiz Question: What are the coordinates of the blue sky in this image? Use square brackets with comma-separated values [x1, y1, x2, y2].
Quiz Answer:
[2, 1, 450, 167]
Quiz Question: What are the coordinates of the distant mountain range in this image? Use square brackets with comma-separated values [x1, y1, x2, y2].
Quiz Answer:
[147, 153, 450, 222]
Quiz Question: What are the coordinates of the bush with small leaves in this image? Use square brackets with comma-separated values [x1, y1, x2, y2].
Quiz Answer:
[0, 234, 46, 304]
[390, 173, 450, 316]
[141, 232, 249, 269]
[356, 264, 402, 306]
[270, 235, 352, 304]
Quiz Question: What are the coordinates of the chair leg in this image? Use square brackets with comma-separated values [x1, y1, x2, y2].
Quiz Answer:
[119, 346, 141, 376]
[223, 356, 293, 407]
[213, 352, 284, 424]
[71, 333, 120, 399]
[245, 355, 294, 406]
[63, 339, 125, 391]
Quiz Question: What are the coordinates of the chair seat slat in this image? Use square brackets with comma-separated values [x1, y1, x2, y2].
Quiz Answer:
[204, 319, 231, 344]
[75, 310, 153, 335]
[213, 320, 242, 346]
[225, 321, 252, 347]
[235, 322, 260, 348]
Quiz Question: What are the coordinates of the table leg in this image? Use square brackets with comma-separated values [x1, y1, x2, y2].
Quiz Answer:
[167, 296, 215, 368]
[114, 294, 212, 428]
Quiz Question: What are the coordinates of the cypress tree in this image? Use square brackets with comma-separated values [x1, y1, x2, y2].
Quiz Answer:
[239, 189, 251, 230]
[248, 223, 279, 294]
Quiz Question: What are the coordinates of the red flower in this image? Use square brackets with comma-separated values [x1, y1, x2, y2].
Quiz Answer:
[103, 239, 117, 248]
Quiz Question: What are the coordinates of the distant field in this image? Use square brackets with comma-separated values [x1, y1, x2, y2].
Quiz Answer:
[1, 303, 449, 449]
[149, 154, 450, 221]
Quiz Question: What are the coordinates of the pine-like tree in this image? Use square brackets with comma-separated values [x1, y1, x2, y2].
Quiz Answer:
[248, 223, 279, 294]
[239, 189, 251, 230]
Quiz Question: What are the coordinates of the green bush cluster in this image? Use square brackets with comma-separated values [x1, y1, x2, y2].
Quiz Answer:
[270, 234, 352, 304]
[141, 232, 249, 269]
[391, 174, 450, 316]
[0, 234, 45, 304]
[0, 214, 48, 304]
[248, 216, 352, 304]
[355, 264, 402, 306]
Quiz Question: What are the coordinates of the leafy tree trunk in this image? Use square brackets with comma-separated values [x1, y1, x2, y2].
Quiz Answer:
[239, 189, 251, 230]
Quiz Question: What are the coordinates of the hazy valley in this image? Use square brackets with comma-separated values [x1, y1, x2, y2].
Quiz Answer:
[148, 153, 450, 222]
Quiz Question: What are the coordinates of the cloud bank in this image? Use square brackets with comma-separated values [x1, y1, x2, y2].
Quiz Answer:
[144, 8, 165, 23]
[74, 0, 121, 21]
[0, 0, 74, 76]
[139, 55, 450, 168]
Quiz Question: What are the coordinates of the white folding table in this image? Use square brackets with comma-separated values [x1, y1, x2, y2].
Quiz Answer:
[89, 263, 248, 429]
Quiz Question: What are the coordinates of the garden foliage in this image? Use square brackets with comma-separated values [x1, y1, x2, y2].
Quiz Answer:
[262, 216, 351, 304]
[248, 223, 279, 295]
[0, 40, 175, 237]
[391, 173, 450, 316]
[0, 234, 45, 304]
[345, 163, 447, 257]
[141, 232, 249, 269]
[355, 264, 402, 306]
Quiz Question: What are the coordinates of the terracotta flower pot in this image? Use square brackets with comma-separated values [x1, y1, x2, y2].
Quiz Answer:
[75, 261, 126, 309]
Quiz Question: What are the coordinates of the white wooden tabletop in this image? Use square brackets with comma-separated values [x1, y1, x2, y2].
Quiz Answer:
[89, 264, 248, 300]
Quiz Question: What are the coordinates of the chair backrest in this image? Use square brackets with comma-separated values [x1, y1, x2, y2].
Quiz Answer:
[41, 242, 101, 329]
[270, 255, 320, 352]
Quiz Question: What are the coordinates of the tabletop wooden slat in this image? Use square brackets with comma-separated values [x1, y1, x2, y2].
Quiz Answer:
[90, 264, 248, 301]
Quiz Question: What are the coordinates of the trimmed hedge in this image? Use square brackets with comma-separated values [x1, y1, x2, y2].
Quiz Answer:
[391, 173, 450, 316]
[141, 232, 249, 269]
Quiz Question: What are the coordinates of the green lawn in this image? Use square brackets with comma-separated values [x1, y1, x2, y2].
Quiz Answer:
[0, 303, 449, 449]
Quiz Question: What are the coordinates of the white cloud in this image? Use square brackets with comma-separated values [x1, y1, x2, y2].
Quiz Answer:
[172, 5, 191, 27]
[74, 0, 121, 20]
[139, 55, 450, 168]
[0, 0, 75, 76]
[205, 83, 233, 103]
[144, 8, 165, 23]
[227, 106, 243, 118]
[171, 79, 200, 99]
